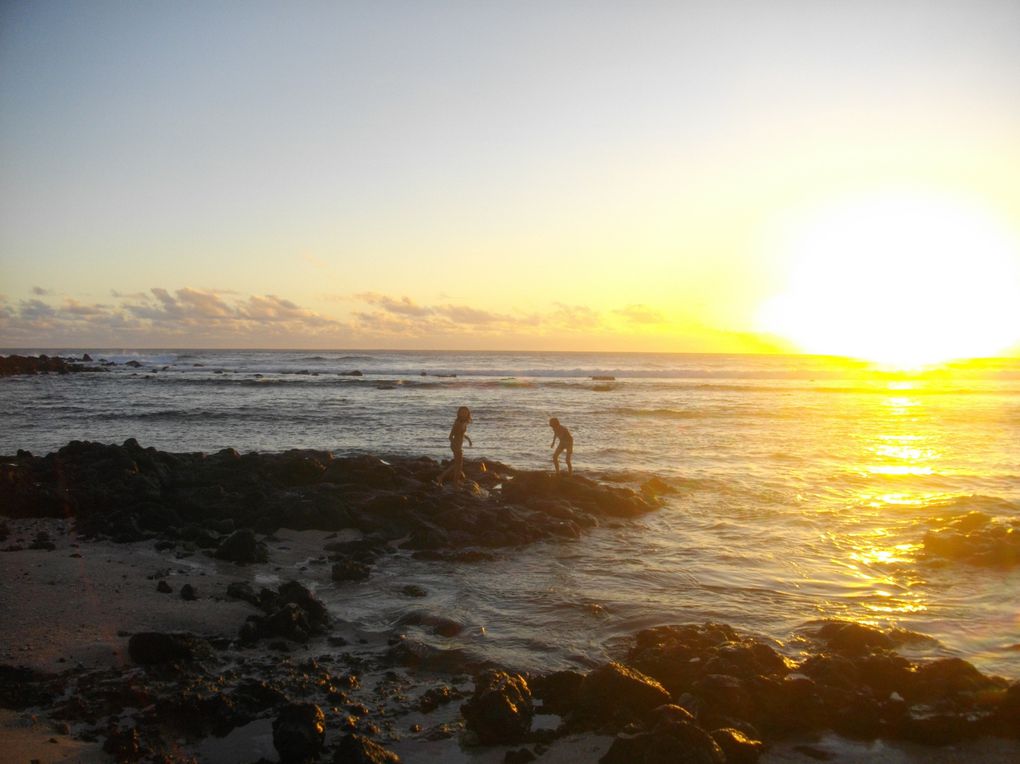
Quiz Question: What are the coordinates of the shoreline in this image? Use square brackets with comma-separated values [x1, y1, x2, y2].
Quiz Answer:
[1, 441, 1018, 762]
[3, 517, 1018, 764]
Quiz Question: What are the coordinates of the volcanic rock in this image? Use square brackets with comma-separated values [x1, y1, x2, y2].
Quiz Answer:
[334, 732, 401, 763]
[461, 670, 534, 744]
[576, 662, 670, 726]
[215, 528, 268, 564]
[127, 632, 210, 665]
[273, 702, 325, 763]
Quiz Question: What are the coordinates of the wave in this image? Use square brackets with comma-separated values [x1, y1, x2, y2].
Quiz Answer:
[919, 494, 1020, 516]
[95, 409, 241, 422]
[609, 406, 708, 420]
[113, 367, 1011, 398]
[92, 407, 365, 425]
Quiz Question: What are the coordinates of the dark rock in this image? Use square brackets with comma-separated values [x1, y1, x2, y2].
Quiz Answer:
[0, 354, 96, 376]
[799, 654, 860, 690]
[334, 732, 401, 763]
[922, 511, 1020, 568]
[900, 706, 981, 745]
[156, 580, 172, 594]
[462, 670, 534, 744]
[815, 622, 894, 656]
[532, 670, 585, 716]
[711, 727, 764, 763]
[238, 618, 261, 644]
[502, 472, 655, 518]
[419, 686, 459, 713]
[992, 681, 1020, 737]
[273, 703, 325, 763]
[601, 719, 725, 764]
[278, 580, 330, 630]
[0, 665, 56, 709]
[127, 632, 210, 665]
[693, 673, 754, 721]
[504, 749, 536, 764]
[264, 603, 313, 643]
[29, 531, 56, 550]
[401, 584, 428, 598]
[332, 558, 371, 582]
[1, 441, 667, 560]
[226, 581, 261, 606]
[102, 725, 143, 760]
[641, 476, 678, 498]
[273, 453, 330, 487]
[215, 529, 268, 564]
[398, 611, 464, 637]
[627, 622, 741, 695]
[180, 583, 197, 600]
[576, 662, 671, 727]
[182, 523, 220, 548]
[908, 656, 1003, 701]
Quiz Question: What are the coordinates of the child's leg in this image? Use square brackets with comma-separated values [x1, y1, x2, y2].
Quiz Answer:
[553, 445, 562, 473]
[565, 447, 573, 475]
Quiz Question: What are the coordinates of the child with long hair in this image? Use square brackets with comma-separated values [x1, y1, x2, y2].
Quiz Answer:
[436, 406, 473, 485]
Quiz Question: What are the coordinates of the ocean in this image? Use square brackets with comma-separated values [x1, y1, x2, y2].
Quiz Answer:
[2, 349, 1019, 679]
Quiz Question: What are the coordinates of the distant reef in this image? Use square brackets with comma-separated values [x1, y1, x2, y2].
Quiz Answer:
[0, 353, 102, 376]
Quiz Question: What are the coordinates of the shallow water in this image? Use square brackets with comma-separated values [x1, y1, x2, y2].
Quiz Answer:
[2, 349, 1019, 677]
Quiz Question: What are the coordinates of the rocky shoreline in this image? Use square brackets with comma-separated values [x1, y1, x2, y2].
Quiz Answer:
[1, 441, 1018, 763]
[0, 353, 105, 376]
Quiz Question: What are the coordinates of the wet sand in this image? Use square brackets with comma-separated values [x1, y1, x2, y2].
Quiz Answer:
[2, 517, 1018, 763]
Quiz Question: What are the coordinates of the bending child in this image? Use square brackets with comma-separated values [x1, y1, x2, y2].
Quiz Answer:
[549, 417, 573, 476]
[436, 406, 473, 485]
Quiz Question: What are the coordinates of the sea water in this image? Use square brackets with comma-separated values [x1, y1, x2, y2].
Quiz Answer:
[2, 349, 1019, 678]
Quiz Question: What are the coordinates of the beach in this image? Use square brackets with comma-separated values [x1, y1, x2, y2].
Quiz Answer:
[6, 1, 1020, 758]
[1, 421, 1018, 762]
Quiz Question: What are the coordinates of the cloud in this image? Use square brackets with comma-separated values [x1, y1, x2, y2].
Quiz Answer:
[436, 305, 506, 325]
[356, 293, 435, 318]
[0, 287, 347, 346]
[551, 303, 603, 329]
[20, 299, 58, 321]
[239, 294, 334, 326]
[614, 304, 665, 325]
[348, 294, 604, 339]
[0, 287, 761, 352]
[62, 299, 111, 317]
[31, 286, 52, 296]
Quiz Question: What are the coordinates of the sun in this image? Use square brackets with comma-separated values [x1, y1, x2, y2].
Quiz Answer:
[757, 190, 1020, 367]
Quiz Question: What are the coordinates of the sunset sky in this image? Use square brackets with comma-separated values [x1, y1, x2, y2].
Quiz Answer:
[2, 1, 1019, 358]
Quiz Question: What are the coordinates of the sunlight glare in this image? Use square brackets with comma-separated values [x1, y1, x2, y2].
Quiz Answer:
[757, 191, 1020, 367]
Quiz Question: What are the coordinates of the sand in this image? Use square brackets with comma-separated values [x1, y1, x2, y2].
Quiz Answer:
[1, 518, 1018, 763]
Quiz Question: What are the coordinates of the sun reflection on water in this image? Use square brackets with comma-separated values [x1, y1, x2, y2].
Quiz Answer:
[835, 381, 951, 618]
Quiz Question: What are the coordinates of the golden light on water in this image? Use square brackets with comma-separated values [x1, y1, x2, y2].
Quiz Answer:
[758, 190, 1020, 367]
[833, 381, 952, 618]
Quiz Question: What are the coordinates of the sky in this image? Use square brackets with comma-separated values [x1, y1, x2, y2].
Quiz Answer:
[2, 0, 1019, 355]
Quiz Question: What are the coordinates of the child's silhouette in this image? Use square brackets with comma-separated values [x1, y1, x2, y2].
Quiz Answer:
[436, 406, 473, 485]
[549, 417, 573, 475]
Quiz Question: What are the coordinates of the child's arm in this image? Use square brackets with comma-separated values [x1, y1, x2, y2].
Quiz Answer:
[465, 434, 473, 447]
[550, 433, 557, 448]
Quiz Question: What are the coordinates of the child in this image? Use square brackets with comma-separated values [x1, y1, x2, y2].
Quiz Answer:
[549, 417, 573, 476]
[436, 406, 473, 485]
